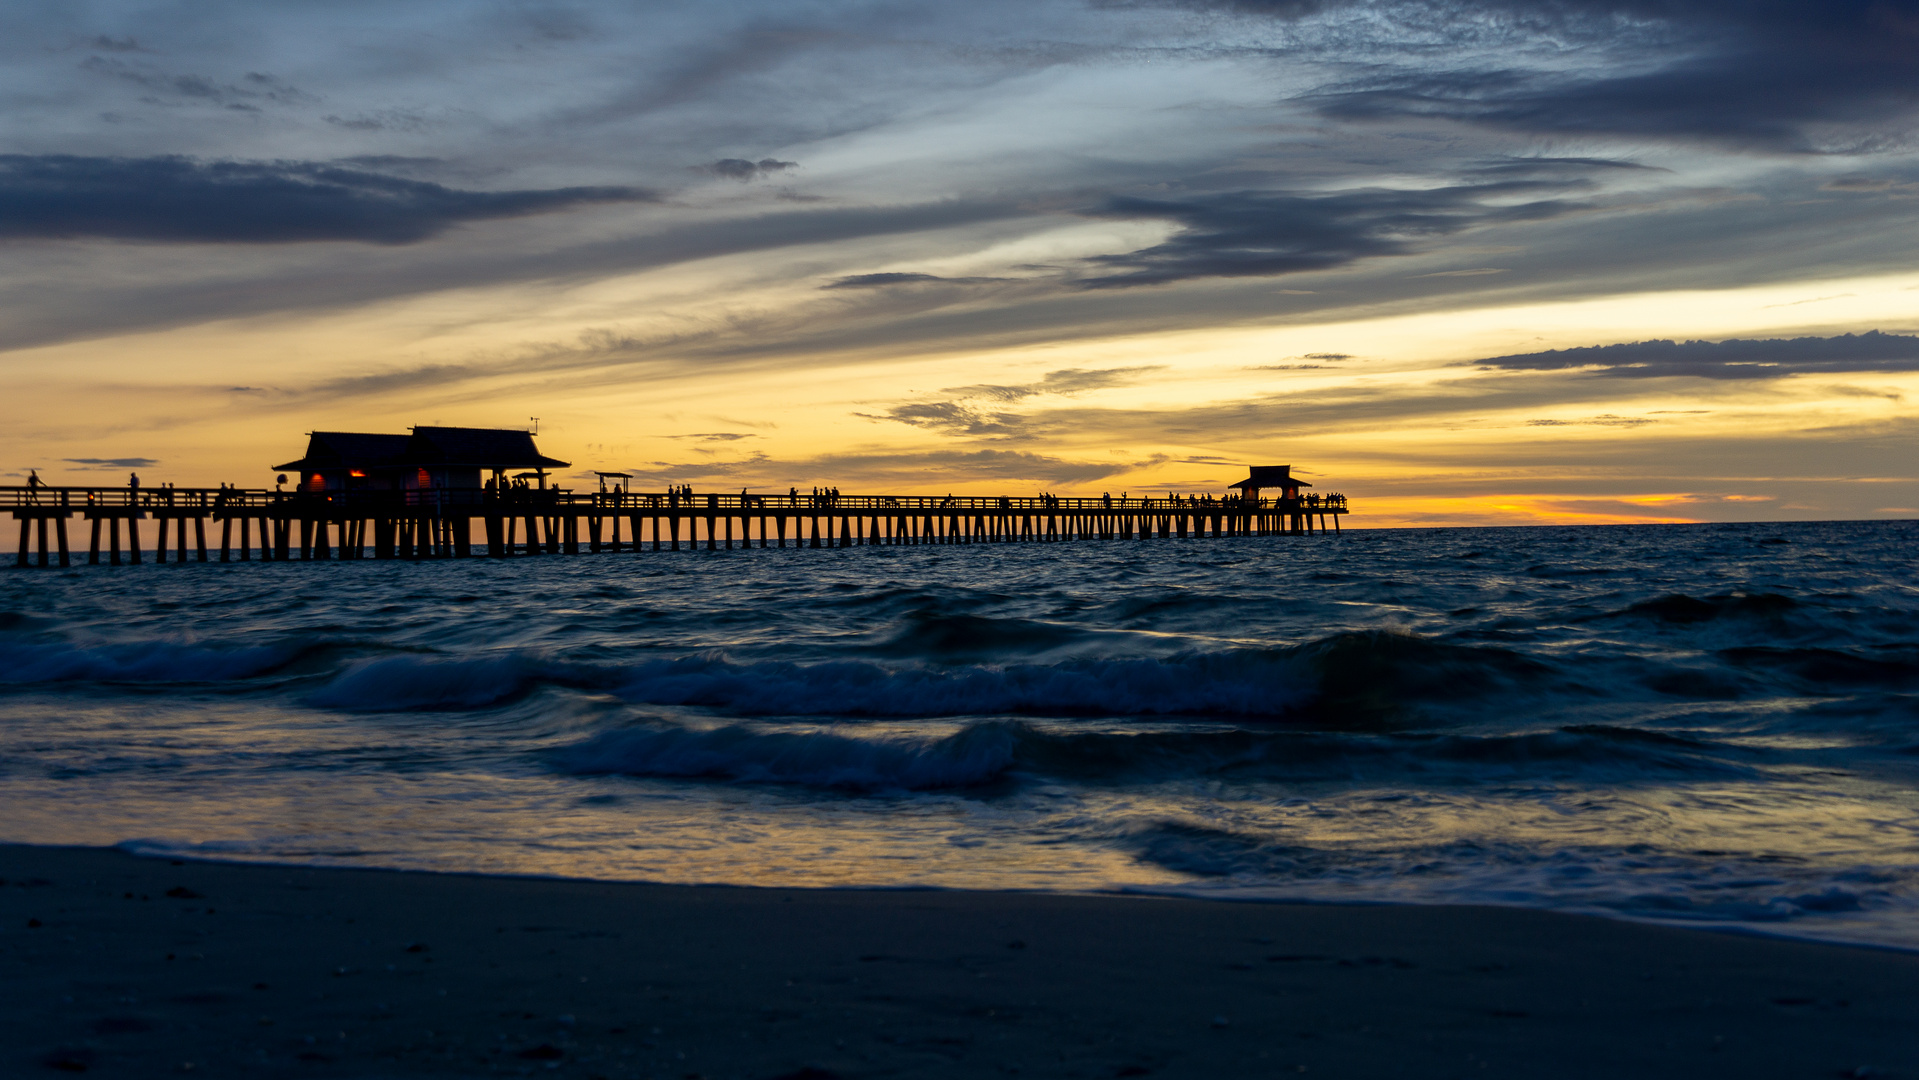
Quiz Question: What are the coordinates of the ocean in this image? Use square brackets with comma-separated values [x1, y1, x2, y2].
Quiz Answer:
[3, 521, 1916, 949]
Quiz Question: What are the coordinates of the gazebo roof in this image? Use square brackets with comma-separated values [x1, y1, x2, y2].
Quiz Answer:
[1229, 464, 1312, 489]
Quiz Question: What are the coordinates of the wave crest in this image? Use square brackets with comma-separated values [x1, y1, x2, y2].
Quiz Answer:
[0, 641, 306, 684]
[558, 720, 1020, 790]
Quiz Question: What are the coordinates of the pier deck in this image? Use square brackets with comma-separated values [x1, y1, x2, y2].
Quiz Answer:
[3, 486, 1348, 566]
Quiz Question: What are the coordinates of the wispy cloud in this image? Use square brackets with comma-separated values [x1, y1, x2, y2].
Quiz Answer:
[860, 366, 1163, 436]
[1476, 331, 1919, 379]
[0, 156, 654, 244]
[65, 456, 159, 468]
[702, 158, 798, 181]
[1079, 181, 1593, 287]
[823, 272, 1008, 289]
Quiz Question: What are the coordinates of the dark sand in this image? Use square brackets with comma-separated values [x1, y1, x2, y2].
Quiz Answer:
[2, 845, 1913, 1079]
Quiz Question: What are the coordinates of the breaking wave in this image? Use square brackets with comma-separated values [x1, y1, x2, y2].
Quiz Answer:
[0, 640, 312, 684]
[294, 629, 1562, 723]
[552, 718, 1751, 791]
[558, 721, 1021, 790]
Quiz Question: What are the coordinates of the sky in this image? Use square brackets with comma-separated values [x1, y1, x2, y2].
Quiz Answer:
[4, 0, 1919, 526]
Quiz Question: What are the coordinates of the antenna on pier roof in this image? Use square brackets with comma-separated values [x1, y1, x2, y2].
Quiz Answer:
[530, 417, 539, 434]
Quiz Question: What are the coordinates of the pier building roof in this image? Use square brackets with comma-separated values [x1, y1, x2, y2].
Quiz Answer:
[273, 432, 412, 473]
[406, 427, 569, 470]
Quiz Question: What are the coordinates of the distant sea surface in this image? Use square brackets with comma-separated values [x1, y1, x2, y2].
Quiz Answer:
[4, 522, 1917, 948]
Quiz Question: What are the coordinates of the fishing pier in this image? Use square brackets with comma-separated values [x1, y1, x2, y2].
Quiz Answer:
[5, 486, 1348, 566]
[6, 429, 1348, 566]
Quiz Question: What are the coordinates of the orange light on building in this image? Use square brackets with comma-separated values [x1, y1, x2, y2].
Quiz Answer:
[349, 469, 366, 478]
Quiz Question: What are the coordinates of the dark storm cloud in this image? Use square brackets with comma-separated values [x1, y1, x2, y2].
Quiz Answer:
[703, 158, 797, 181]
[0, 156, 654, 245]
[1299, 0, 1919, 152]
[1476, 331, 1919, 379]
[1078, 180, 1589, 287]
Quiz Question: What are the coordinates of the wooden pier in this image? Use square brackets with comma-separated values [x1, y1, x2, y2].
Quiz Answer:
[4, 486, 1348, 566]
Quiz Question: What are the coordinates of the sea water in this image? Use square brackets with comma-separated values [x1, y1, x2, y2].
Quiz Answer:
[2, 521, 1916, 948]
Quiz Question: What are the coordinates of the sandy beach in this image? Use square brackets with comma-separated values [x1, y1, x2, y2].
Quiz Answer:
[1, 844, 1912, 1078]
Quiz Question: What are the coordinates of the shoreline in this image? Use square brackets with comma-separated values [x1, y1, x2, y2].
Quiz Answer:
[4, 843, 1915, 1078]
[115, 843, 1919, 957]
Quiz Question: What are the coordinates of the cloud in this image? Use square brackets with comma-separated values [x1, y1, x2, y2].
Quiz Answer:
[1300, 0, 1919, 153]
[0, 156, 655, 244]
[703, 158, 797, 181]
[941, 365, 1162, 402]
[666, 432, 757, 441]
[1526, 414, 1657, 427]
[1476, 330, 1919, 379]
[1078, 180, 1590, 286]
[600, 447, 1153, 488]
[86, 36, 147, 54]
[81, 56, 315, 108]
[823, 272, 1006, 289]
[0, 196, 1034, 354]
[861, 366, 1163, 436]
[1462, 156, 1665, 180]
[859, 401, 1027, 437]
[323, 110, 438, 133]
[805, 448, 1150, 485]
[65, 457, 159, 468]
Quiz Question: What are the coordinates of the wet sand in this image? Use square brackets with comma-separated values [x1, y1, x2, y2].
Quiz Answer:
[2, 844, 1913, 1079]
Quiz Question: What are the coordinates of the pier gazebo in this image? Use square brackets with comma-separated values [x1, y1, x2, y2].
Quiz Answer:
[1229, 465, 1307, 502]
